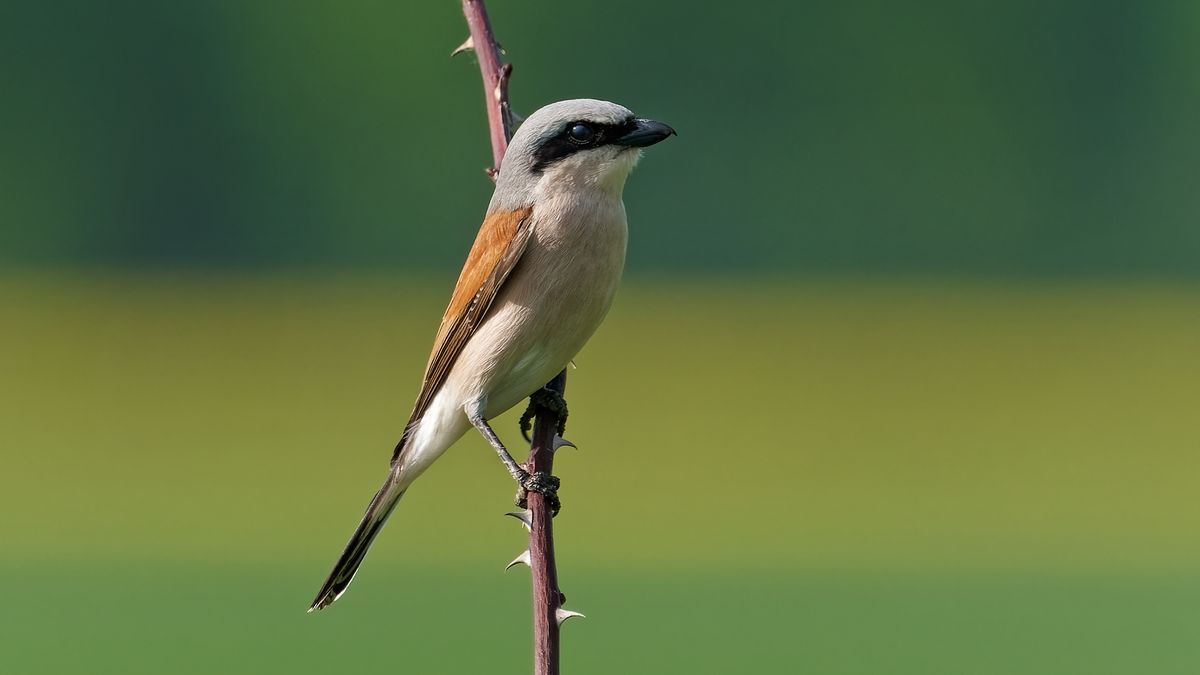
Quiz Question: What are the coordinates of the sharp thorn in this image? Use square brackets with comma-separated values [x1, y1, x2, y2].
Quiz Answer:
[569, 359, 577, 369]
[451, 36, 474, 57]
[505, 550, 532, 571]
[552, 435, 576, 451]
[555, 608, 586, 625]
[504, 510, 533, 531]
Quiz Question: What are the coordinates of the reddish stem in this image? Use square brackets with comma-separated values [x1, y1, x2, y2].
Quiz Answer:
[526, 371, 567, 675]
[461, 0, 513, 170]
[459, 2, 568, 673]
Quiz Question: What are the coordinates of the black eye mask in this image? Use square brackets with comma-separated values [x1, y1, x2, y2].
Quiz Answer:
[530, 118, 638, 173]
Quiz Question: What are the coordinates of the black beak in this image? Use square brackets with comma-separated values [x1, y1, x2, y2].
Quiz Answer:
[613, 118, 676, 148]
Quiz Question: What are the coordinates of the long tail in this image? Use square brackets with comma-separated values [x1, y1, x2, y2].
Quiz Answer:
[309, 469, 407, 611]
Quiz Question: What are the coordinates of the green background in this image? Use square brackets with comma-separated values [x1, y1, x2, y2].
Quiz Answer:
[2, 2, 1198, 673]
[4, 0, 1200, 276]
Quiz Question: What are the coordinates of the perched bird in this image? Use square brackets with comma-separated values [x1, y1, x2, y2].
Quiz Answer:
[309, 99, 674, 611]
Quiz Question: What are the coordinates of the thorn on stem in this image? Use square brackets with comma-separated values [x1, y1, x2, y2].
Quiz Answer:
[551, 435, 576, 452]
[505, 509, 533, 531]
[451, 36, 474, 56]
[555, 608, 586, 626]
[505, 549, 532, 571]
[493, 63, 513, 103]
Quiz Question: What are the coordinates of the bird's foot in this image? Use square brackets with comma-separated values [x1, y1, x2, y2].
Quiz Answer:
[519, 387, 569, 442]
[515, 470, 561, 515]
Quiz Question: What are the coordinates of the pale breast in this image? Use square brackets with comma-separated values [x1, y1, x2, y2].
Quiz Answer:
[449, 191, 628, 419]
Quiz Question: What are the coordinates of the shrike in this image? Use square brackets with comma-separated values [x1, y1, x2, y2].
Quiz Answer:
[309, 99, 673, 611]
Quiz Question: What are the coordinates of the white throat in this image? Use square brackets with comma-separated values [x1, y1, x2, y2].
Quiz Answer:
[535, 148, 643, 202]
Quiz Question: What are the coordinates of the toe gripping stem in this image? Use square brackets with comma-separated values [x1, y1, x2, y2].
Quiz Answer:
[519, 387, 568, 443]
[517, 471, 561, 516]
[516, 386, 568, 515]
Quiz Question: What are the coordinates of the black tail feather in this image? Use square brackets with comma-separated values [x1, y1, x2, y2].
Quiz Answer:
[309, 471, 406, 611]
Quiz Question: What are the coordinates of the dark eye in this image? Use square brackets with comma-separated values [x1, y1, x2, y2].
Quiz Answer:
[567, 122, 595, 144]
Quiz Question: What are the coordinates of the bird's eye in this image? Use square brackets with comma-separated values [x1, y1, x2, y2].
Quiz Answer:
[567, 122, 596, 144]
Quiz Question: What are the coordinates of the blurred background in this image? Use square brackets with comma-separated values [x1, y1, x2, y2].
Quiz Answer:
[2, 1, 1198, 673]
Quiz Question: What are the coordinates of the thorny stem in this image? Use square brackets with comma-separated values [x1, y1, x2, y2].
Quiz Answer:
[460, 0, 514, 176]
[459, 2, 570, 674]
[525, 372, 567, 675]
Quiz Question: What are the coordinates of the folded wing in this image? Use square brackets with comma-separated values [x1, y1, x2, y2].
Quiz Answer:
[393, 206, 535, 462]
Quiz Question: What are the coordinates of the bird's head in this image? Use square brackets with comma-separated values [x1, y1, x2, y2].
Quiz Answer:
[492, 99, 674, 207]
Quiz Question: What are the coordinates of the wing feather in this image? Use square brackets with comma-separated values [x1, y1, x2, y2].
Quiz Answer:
[392, 206, 535, 461]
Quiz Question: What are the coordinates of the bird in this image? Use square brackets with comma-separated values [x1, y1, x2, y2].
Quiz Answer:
[309, 99, 674, 611]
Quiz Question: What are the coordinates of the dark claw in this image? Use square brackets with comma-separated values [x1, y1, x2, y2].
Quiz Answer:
[519, 407, 534, 443]
[519, 387, 569, 441]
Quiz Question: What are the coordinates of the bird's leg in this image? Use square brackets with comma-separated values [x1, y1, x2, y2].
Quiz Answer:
[519, 386, 569, 443]
[471, 413, 527, 483]
[468, 408, 560, 514]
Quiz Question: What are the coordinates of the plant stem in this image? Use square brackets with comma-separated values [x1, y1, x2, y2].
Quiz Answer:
[526, 371, 567, 675]
[460, 0, 513, 172]
[459, 3, 568, 673]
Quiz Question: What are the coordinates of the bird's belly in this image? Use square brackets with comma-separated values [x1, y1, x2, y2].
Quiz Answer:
[453, 204, 627, 420]
[478, 262, 621, 418]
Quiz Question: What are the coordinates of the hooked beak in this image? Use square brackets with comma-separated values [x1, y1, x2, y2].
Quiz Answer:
[613, 119, 676, 148]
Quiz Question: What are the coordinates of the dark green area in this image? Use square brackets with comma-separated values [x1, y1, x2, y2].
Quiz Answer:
[6, 565, 1198, 675]
[2, 2, 1198, 276]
